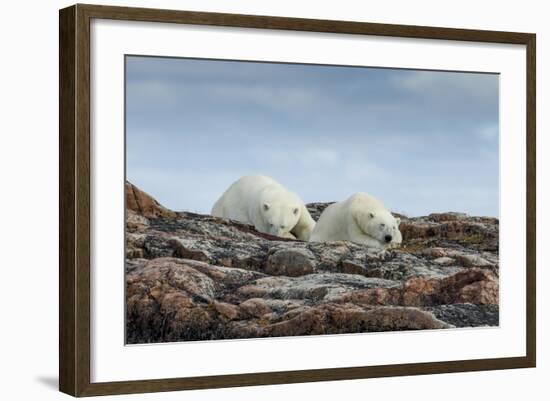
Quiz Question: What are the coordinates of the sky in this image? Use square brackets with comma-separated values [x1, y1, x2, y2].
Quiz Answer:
[125, 56, 499, 217]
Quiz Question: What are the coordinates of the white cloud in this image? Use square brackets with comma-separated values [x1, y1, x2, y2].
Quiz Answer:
[193, 82, 324, 112]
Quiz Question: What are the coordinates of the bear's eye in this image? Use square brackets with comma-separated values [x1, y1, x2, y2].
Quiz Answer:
[380, 223, 385, 228]
[280, 225, 285, 229]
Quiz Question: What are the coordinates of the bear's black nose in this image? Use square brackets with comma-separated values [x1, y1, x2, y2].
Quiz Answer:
[384, 235, 392, 243]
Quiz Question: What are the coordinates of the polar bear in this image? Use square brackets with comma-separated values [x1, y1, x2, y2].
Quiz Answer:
[211, 175, 316, 240]
[309, 192, 402, 249]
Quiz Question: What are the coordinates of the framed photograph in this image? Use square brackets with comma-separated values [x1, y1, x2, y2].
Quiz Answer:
[59, 4, 536, 397]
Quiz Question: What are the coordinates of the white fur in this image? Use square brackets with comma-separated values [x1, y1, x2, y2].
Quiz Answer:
[309, 192, 402, 249]
[211, 175, 316, 240]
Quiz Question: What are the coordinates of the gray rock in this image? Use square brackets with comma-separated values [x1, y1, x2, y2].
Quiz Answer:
[265, 248, 316, 277]
[426, 304, 499, 327]
[433, 256, 455, 266]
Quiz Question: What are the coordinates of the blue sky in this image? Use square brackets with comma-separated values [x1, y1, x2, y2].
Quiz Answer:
[126, 56, 499, 217]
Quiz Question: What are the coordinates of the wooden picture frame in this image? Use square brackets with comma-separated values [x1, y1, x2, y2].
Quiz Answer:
[59, 3, 536, 397]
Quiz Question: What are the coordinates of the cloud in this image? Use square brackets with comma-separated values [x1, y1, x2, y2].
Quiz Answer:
[192, 82, 323, 112]
[259, 147, 340, 168]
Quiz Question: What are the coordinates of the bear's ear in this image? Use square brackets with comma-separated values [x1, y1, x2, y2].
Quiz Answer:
[395, 217, 401, 225]
[293, 207, 299, 215]
[263, 203, 270, 211]
[369, 212, 375, 218]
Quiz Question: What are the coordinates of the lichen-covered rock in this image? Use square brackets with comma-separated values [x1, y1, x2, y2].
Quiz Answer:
[239, 298, 272, 318]
[427, 304, 499, 327]
[335, 268, 498, 307]
[265, 248, 316, 276]
[125, 183, 499, 343]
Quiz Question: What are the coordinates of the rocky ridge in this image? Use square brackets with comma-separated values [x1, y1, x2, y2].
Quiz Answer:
[125, 182, 499, 343]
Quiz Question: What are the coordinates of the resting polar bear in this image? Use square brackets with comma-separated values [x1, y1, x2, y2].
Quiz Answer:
[310, 192, 402, 249]
[211, 175, 316, 240]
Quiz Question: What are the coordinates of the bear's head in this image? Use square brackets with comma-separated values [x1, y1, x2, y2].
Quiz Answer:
[261, 202, 301, 238]
[364, 210, 401, 246]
